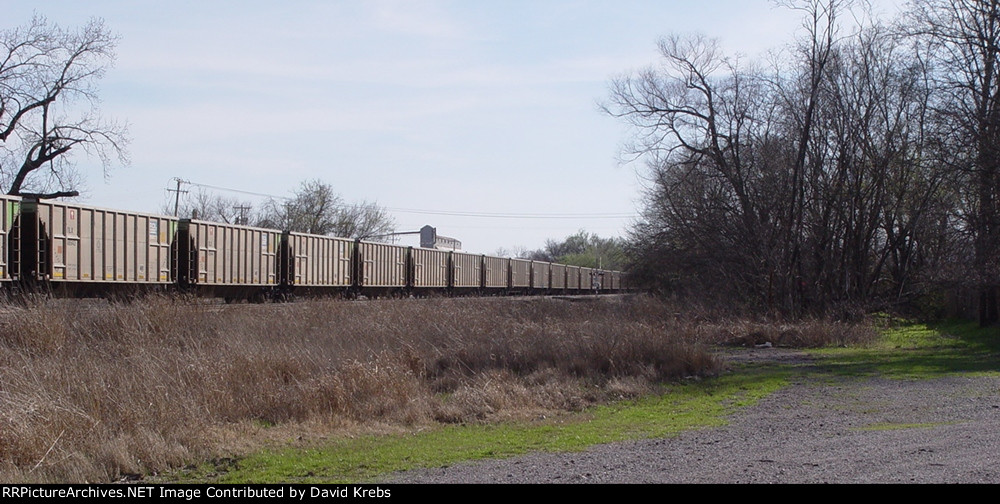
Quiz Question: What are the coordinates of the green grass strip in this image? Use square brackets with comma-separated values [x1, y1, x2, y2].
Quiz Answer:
[813, 319, 1000, 379]
[855, 421, 956, 432]
[171, 368, 789, 484]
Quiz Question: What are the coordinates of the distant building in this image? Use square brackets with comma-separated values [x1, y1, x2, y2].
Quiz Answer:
[420, 225, 461, 251]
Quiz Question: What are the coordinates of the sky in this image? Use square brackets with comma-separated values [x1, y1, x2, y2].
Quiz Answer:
[2, 0, 907, 254]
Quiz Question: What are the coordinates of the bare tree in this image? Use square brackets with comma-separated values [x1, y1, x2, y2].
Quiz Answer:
[607, 1, 954, 316]
[332, 200, 396, 240]
[256, 179, 396, 239]
[257, 179, 341, 235]
[908, 0, 1000, 325]
[493, 245, 530, 259]
[0, 16, 128, 197]
[165, 187, 255, 224]
[605, 32, 781, 307]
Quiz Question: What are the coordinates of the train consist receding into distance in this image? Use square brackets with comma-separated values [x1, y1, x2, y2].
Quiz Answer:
[0, 196, 625, 301]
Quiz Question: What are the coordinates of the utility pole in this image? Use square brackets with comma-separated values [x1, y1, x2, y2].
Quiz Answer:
[234, 204, 251, 225]
[168, 178, 189, 216]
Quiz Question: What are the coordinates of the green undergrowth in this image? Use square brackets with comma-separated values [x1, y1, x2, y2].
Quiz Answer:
[165, 369, 790, 484]
[813, 319, 1000, 379]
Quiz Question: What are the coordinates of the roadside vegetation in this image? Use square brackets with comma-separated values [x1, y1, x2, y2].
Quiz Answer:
[162, 312, 995, 484]
[2, 293, 990, 483]
[1, 294, 727, 483]
[178, 369, 791, 484]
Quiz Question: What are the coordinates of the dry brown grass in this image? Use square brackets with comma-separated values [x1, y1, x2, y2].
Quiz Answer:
[696, 318, 879, 348]
[0, 294, 724, 483]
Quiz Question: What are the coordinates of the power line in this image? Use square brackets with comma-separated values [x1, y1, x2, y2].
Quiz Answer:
[176, 179, 638, 220]
[387, 207, 636, 219]
[183, 180, 291, 200]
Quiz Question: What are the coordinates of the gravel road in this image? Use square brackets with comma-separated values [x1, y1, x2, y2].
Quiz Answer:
[385, 348, 1000, 484]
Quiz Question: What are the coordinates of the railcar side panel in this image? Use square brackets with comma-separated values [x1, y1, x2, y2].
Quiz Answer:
[356, 241, 407, 287]
[0, 196, 19, 281]
[184, 220, 279, 286]
[531, 261, 550, 290]
[580, 267, 594, 291]
[285, 232, 352, 287]
[450, 251, 482, 288]
[566, 265, 581, 290]
[550, 263, 567, 290]
[411, 247, 449, 288]
[510, 258, 531, 288]
[482, 255, 508, 289]
[29, 200, 175, 284]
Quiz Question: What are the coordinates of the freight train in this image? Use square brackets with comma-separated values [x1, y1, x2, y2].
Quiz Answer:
[0, 195, 625, 301]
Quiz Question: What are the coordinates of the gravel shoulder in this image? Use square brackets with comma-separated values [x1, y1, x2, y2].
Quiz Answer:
[385, 348, 1000, 484]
